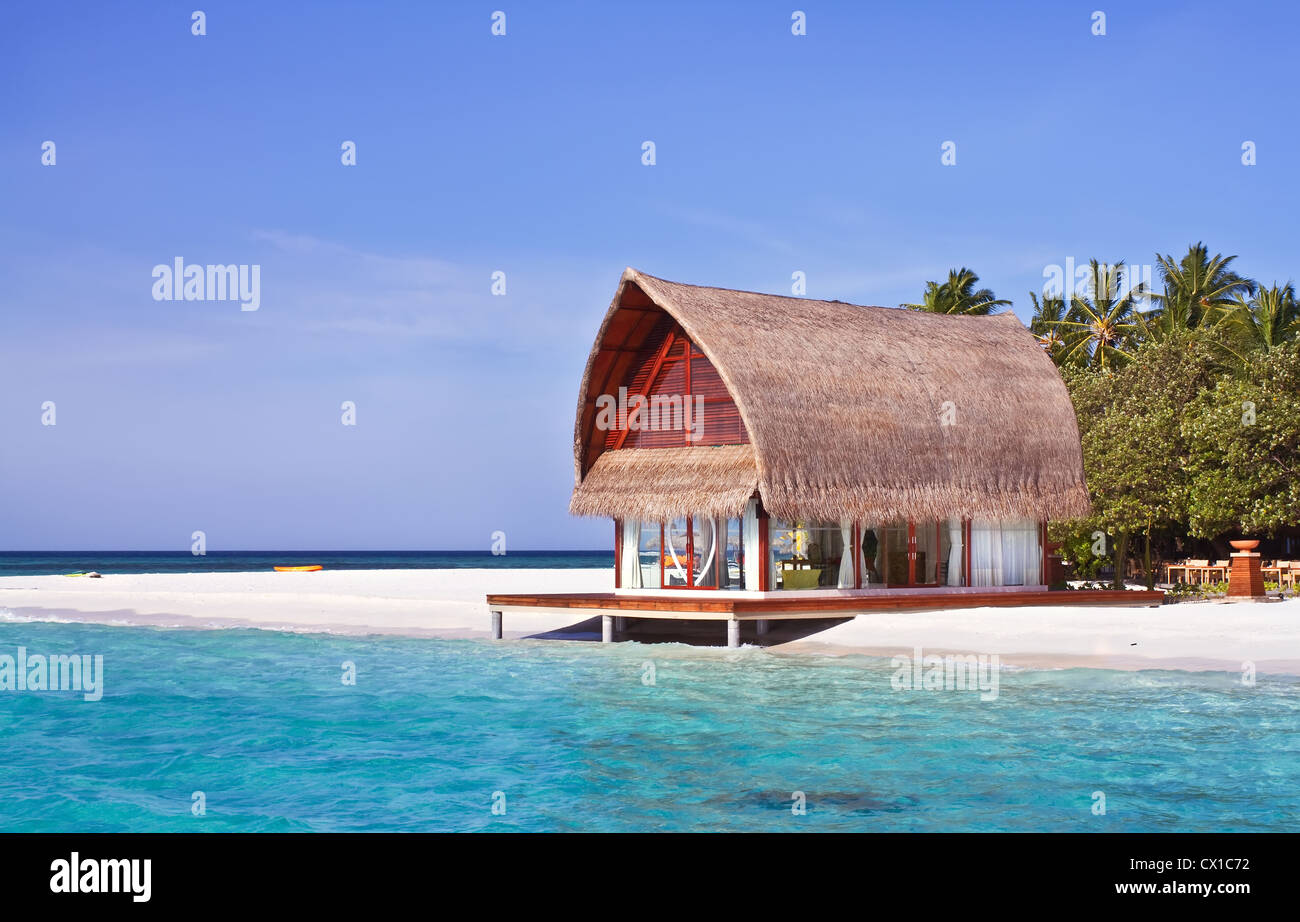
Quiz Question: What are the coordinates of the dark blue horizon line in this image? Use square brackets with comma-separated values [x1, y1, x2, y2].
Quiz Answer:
[0, 549, 613, 555]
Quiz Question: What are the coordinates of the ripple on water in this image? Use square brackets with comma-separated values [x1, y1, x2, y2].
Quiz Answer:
[0, 621, 1295, 831]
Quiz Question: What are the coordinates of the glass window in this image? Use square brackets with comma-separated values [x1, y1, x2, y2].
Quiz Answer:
[1000, 519, 1041, 586]
[970, 519, 1041, 586]
[770, 520, 850, 590]
[637, 521, 662, 588]
[722, 517, 745, 590]
[884, 521, 910, 584]
[692, 516, 720, 587]
[882, 521, 957, 586]
[624, 516, 746, 590]
[915, 521, 940, 584]
[664, 517, 691, 587]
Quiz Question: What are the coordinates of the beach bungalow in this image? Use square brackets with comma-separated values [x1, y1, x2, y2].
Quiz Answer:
[487, 268, 1162, 645]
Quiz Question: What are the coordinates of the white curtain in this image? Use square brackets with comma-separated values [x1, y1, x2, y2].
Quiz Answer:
[947, 518, 963, 586]
[695, 517, 718, 587]
[641, 521, 662, 588]
[970, 520, 1003, 586]
[971, 518, 1040, 586]
[717, 518, 732, 589]
[621, 520, 642, 588]
[1001, 518, 1040, 586]
[838, 520, 855, 588]
[743, 500, 761, 590]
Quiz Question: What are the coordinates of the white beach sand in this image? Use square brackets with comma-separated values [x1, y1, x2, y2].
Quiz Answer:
[1, 568, 1297, 674]
[0, 569, 611, 639]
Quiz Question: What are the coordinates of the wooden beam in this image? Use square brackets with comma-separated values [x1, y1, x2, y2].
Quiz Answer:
[611, 329, 677, 451]
[485, 588, 1167, 618]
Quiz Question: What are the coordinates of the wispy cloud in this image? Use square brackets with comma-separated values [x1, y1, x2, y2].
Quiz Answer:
[652, 205, 796, 254]
[246, 230, 584, 349]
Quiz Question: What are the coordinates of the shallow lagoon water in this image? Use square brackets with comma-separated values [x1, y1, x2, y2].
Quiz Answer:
[0, 620, 1295, 832]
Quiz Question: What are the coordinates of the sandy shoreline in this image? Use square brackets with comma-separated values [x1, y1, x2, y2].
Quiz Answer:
[1, 568, 1297, 674]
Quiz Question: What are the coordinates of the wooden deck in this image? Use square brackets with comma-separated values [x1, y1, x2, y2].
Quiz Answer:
[486, 589, 1165, 643]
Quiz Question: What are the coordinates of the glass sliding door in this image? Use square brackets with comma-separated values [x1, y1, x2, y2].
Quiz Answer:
[621, 516, 746, 590]
[914, 521, 940, 585]
[1000, 519, 1041, 586]
[885, 521, 911, 585]
[885, 520, 944, 586]
[723, 517, 745, 589]
[692, 516, 720, 588]
[769, 519, 847, 589]
[637, 522, 662, 588]
[969, 518, 1042, 586]
[664, 517, 691, 587]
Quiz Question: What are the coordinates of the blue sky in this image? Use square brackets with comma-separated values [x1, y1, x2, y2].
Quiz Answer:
[2, 1, 1297, 550]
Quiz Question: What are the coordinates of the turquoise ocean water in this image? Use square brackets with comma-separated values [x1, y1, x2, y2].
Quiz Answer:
[0, 618, 1295, 832]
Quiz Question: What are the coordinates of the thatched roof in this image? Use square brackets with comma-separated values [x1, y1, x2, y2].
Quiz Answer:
[568, 445, 758, 520]
[571, 268, 1091, 523]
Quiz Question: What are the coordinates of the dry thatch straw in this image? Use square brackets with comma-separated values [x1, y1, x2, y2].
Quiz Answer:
[568, 444, 758, 521]
[571, 268, 1091, 523]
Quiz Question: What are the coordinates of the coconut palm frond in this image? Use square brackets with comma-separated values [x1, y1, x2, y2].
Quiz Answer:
[1152, 242, 1255, 330]
[903, 267, 1011, 315]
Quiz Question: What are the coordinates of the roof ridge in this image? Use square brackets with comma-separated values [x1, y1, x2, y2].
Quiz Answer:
[627, 267, 1008, 319]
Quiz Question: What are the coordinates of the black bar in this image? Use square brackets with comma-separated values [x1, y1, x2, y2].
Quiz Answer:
[0, 832, 1285, 908]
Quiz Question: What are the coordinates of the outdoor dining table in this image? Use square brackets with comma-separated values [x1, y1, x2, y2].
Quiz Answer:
[1164, 563, 1226, 584]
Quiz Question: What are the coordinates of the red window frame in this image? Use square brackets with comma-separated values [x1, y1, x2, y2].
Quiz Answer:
[964, 519, 972, 587]
[656, 516, 722, 589]
[619, 513, 1013, 592]
[614, 518, 622, 589]
[879, 520, 947, 587]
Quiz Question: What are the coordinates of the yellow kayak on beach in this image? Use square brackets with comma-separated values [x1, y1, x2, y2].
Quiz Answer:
[274, 565, 322, 572]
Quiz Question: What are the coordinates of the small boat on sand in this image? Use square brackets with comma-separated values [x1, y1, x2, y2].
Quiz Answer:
[274, 565, 322, 572]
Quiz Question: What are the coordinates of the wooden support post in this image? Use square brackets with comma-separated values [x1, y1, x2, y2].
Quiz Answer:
[727, 619, 740, 648]
[756, 619, 769, 636]
[602, 615, 614, 643]
[490, 610, 502, 640]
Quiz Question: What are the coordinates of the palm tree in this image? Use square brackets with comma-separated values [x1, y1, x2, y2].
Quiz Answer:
[1221, 282, 1299, 355]
[1028, 291, 1072, 363]
[1051, 260, 1147, 370]
[902, 268, 1010, 315]
[1147, 242, 1254, 331]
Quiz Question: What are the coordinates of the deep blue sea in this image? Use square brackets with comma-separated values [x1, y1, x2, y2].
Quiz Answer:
[0, 550, 612, 577]
[0, 619, 1295, 832]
